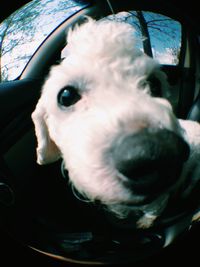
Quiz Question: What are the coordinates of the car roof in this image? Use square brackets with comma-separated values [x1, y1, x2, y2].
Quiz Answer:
[1, 0, 29, 21]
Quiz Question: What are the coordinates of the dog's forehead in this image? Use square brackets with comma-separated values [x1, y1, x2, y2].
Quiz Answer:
[66, 19, 139, 59]
[59, 19, 162, 90]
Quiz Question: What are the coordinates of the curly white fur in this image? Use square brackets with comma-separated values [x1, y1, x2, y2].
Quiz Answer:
[32, 18, 200, 228]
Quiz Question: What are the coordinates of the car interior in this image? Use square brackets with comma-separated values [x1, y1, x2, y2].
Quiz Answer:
[0, 0, 200, 264]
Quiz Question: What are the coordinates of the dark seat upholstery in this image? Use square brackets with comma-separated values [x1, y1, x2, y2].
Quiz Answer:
[187, 92, 200, 122]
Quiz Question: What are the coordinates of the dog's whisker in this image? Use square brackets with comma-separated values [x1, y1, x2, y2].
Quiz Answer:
[71, 184, 92, 203]
[60, 160, 68, 179]
[61, 160, 92, 203]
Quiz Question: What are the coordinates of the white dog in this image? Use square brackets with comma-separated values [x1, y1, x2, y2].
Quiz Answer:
[32, 18, 200, 229]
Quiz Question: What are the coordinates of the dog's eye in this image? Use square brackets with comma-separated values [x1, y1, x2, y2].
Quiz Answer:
[147, 75, 162, 97]
[57, 86, 81, 107]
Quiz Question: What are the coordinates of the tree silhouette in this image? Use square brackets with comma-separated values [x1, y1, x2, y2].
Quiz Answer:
[134, 11, 180, 61]
[0, 0, 84, 81]
[135, 11, 153, 57]
[107, 10, 181, 62]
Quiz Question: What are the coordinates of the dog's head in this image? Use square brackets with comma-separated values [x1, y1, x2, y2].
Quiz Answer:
[32, 18, 190, 228]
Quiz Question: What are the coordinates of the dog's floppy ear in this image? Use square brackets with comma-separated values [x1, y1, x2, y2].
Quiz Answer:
[31, 101, 61, 165]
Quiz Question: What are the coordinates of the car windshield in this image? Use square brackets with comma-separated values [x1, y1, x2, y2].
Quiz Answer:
[105, 12, 181, 66]
[0, 0, 89, 82]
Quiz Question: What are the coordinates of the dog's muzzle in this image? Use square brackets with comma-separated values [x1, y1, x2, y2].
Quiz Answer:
[112, 128, 190, 195]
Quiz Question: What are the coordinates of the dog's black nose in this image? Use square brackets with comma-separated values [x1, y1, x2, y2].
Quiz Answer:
[112, 129, 189, 194]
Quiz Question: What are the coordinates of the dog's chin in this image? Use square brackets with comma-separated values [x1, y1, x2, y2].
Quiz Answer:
[103, 190, 171, 230]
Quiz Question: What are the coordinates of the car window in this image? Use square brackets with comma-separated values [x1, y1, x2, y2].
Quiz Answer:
[0, 0, 89, 82]
[105, 11, 181, 65]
